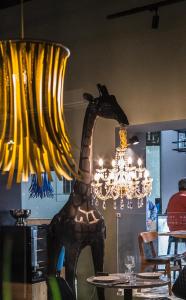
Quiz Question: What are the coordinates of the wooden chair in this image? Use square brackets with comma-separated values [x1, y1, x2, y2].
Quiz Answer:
[138, 231, 182, 295]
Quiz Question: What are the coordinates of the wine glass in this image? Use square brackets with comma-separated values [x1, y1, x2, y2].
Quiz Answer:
[124, 255, 135, 274]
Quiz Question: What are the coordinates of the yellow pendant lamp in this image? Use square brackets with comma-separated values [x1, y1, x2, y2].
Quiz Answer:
[0, 3, 78, 188]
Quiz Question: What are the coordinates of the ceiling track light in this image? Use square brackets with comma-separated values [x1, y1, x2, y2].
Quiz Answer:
[107, 0, 186, 28]
[128, 135, 140, 145]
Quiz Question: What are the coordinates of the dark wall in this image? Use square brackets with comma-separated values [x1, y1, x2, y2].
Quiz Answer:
[0, 174, 21, 211]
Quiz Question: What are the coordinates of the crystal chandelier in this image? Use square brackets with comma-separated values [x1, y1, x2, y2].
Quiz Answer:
[91, 128, 153, 210]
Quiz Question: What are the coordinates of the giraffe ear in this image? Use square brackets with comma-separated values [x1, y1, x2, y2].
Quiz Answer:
[97, 84, 109, 97]
[83, 93, 94, 102]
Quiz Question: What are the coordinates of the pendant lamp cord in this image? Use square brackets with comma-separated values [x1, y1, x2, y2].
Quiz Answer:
[20, 0, 24, 39]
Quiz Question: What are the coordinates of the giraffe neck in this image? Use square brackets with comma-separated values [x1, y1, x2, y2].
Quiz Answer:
[79, 105, 97, 185]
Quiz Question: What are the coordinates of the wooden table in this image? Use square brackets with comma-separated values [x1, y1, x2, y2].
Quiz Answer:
[87, 275, 170, 300]
[159, 230, 186, 239]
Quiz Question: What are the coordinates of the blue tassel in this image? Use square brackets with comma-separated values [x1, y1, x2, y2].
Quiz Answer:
[29, 173, 54, 198]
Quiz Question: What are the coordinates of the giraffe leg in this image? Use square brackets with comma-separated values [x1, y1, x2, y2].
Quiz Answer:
[65, 243, 81, 299]
[91, 238, 105, 300]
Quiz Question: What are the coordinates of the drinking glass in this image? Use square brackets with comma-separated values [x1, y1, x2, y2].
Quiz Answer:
[124, 255, 135, 273]
[124, 255, 136, 283]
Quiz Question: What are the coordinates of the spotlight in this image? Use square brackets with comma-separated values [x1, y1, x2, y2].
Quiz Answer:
[129, 136, 139, 145]
[152, 8, 159, 29]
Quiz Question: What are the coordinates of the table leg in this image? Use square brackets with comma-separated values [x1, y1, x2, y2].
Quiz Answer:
[124, 289, 132, 300]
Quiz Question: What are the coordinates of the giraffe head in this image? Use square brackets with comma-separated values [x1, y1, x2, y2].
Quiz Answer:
[83, 84, 129, 126]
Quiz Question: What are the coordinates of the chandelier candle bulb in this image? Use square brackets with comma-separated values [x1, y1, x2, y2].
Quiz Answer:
[112, 159, 116, 167]
[128, 157, 132, 165]
[137, 158, 142, 167]
[98, 158, 104, 168]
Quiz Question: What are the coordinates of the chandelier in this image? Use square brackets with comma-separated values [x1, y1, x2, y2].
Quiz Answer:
[0, 0, 78, 188]
[91, 128, 153, 210]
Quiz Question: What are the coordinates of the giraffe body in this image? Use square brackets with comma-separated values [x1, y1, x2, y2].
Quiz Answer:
[48, 84, 129, 300]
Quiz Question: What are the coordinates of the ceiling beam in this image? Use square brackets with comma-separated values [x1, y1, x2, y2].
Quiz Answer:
[0, 0, 31, 10]
[107, 0, 186, 19]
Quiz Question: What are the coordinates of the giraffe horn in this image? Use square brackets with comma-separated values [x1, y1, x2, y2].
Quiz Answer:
[83, 93, 94, 102]
[97, 83, 102, 96]
[101, 85, 109, 96]
[97, 83, 109, 97]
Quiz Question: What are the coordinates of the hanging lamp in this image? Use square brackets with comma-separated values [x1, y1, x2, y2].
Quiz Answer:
[0, 1, 78, 188]
[91, 127, 153, 209]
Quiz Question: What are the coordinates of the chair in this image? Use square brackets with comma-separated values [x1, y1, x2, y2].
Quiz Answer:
[167, 236, 186, 256]
[138, 231, 182, 295]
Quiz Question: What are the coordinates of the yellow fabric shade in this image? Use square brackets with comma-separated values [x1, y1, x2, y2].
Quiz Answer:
[0, 40, 77, 188]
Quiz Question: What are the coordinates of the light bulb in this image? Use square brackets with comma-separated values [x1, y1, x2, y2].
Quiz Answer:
[137, 158, 142, 167]
[98, 158, 104, 167]
[128, 157, 132, 165]
[112, 159, 115, 167]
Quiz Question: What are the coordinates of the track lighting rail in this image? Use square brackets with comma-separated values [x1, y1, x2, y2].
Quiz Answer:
[0, 0, 30, 10]
[107, 0, 186, 19]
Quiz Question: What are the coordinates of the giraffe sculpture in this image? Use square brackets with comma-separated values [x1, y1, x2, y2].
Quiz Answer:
[47, 84, 129, 300]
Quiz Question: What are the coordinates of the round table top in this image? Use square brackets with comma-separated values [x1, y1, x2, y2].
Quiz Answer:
[87, 274, 170, 289]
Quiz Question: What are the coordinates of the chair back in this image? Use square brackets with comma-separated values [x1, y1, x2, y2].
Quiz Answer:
[138, 231, 158, 261]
